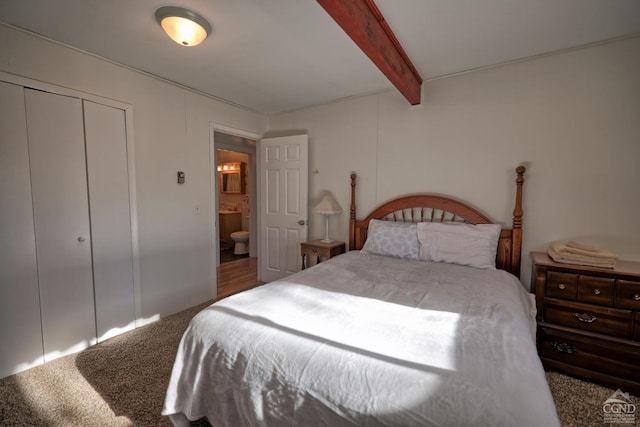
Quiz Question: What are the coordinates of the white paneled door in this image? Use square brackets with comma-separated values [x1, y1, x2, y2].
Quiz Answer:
[25, 89, 96, 360]
[258, 135, 308, 282]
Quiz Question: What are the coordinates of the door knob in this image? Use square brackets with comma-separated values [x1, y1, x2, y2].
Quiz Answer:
[77, 236, 86, 242]
[298, 220, 306, 226]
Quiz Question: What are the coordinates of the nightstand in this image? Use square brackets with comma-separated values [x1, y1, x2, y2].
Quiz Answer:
[532, 251, 640, 393]
[300, 239, 346, 270]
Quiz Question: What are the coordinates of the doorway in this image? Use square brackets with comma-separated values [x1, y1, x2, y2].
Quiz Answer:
[217, 148, 249, 264]
[212, 128, 259, 297]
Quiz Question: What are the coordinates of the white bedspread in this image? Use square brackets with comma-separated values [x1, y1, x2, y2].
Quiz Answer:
[163, 251, 560, 427]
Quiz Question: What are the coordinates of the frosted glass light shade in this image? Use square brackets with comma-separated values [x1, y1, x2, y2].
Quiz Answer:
[155, 7, 211, 47]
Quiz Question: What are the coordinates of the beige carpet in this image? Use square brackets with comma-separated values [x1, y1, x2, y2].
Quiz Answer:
[0, 300, 635, 426]
[0, 301, 212, 426]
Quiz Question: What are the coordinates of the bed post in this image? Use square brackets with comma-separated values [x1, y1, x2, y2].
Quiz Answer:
[349, 173, 357, 250]
[511, 166, 526, 277]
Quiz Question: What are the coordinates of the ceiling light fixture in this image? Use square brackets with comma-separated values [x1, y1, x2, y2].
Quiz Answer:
[155, 6, 211, 47]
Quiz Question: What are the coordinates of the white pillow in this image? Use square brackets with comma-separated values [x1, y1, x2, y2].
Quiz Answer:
[416, 222, 501, 269]
[361, 219, 419, 260]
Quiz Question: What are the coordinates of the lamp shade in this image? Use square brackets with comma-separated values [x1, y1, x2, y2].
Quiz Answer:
[313, 195, 342, 215]
[155, 6, 211, 47]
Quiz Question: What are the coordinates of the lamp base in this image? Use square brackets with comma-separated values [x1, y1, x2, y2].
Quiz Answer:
[320, 215, 334, 244]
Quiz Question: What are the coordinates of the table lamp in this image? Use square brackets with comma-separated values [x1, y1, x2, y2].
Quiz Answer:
[313, 195, 342, 243]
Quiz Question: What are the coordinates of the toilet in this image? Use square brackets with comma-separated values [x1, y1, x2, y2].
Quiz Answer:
[230, 231, 249, 255]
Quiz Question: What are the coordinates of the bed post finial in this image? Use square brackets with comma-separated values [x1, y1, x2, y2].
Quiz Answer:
[349, 173, 357, 250]
[511, 165, 526, 277]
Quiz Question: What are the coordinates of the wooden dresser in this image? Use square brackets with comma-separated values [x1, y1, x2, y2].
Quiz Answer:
[532, 252, 640, 393]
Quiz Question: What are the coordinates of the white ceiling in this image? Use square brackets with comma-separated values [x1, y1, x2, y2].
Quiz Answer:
[1, 0, 639, 114]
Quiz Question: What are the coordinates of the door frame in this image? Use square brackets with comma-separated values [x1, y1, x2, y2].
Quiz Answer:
[209, 123, 261, 284]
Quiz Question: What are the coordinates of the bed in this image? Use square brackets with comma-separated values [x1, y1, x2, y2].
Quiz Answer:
[163, 166, 560, 427]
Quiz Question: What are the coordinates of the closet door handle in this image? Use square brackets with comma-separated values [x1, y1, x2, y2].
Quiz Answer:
[77, 236, 86, 242]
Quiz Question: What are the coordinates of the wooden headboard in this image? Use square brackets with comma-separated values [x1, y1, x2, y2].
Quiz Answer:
[348, 166, 526, 277]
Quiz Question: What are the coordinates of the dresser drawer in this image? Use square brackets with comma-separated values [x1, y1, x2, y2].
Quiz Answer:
[546, 272, 578, 300]
[617, 280, 640, 311]
[301, 245, 331, 258]
[545, 298, 633, 338]
[577, 276, 614, 306]
[539, 327, 640, 383]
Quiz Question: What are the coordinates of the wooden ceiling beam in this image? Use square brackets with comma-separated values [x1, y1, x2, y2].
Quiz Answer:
[317, 0, 423, 105]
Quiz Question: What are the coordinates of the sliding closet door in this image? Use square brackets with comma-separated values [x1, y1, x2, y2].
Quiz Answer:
[25, 88, 96, 361]
[83, 100, 135, 341]
[0, 82, 43, 377]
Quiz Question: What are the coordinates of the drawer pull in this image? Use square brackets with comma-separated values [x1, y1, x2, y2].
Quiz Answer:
[312, 248, 318, 253]
[633, 294, 640, 301]
[572, 312, 597, 323]
[551, 341, 577, 354]
[558, 284, 566, 290]
[592, 288, 601, 295]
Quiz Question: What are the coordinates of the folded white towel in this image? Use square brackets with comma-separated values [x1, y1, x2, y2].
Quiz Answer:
[548, 247, 616, 269]
[549, 241, 619, 260]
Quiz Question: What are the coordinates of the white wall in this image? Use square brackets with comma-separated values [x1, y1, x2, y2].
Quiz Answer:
[268, 36, 640, 289]
[0, 24, 268, 318]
